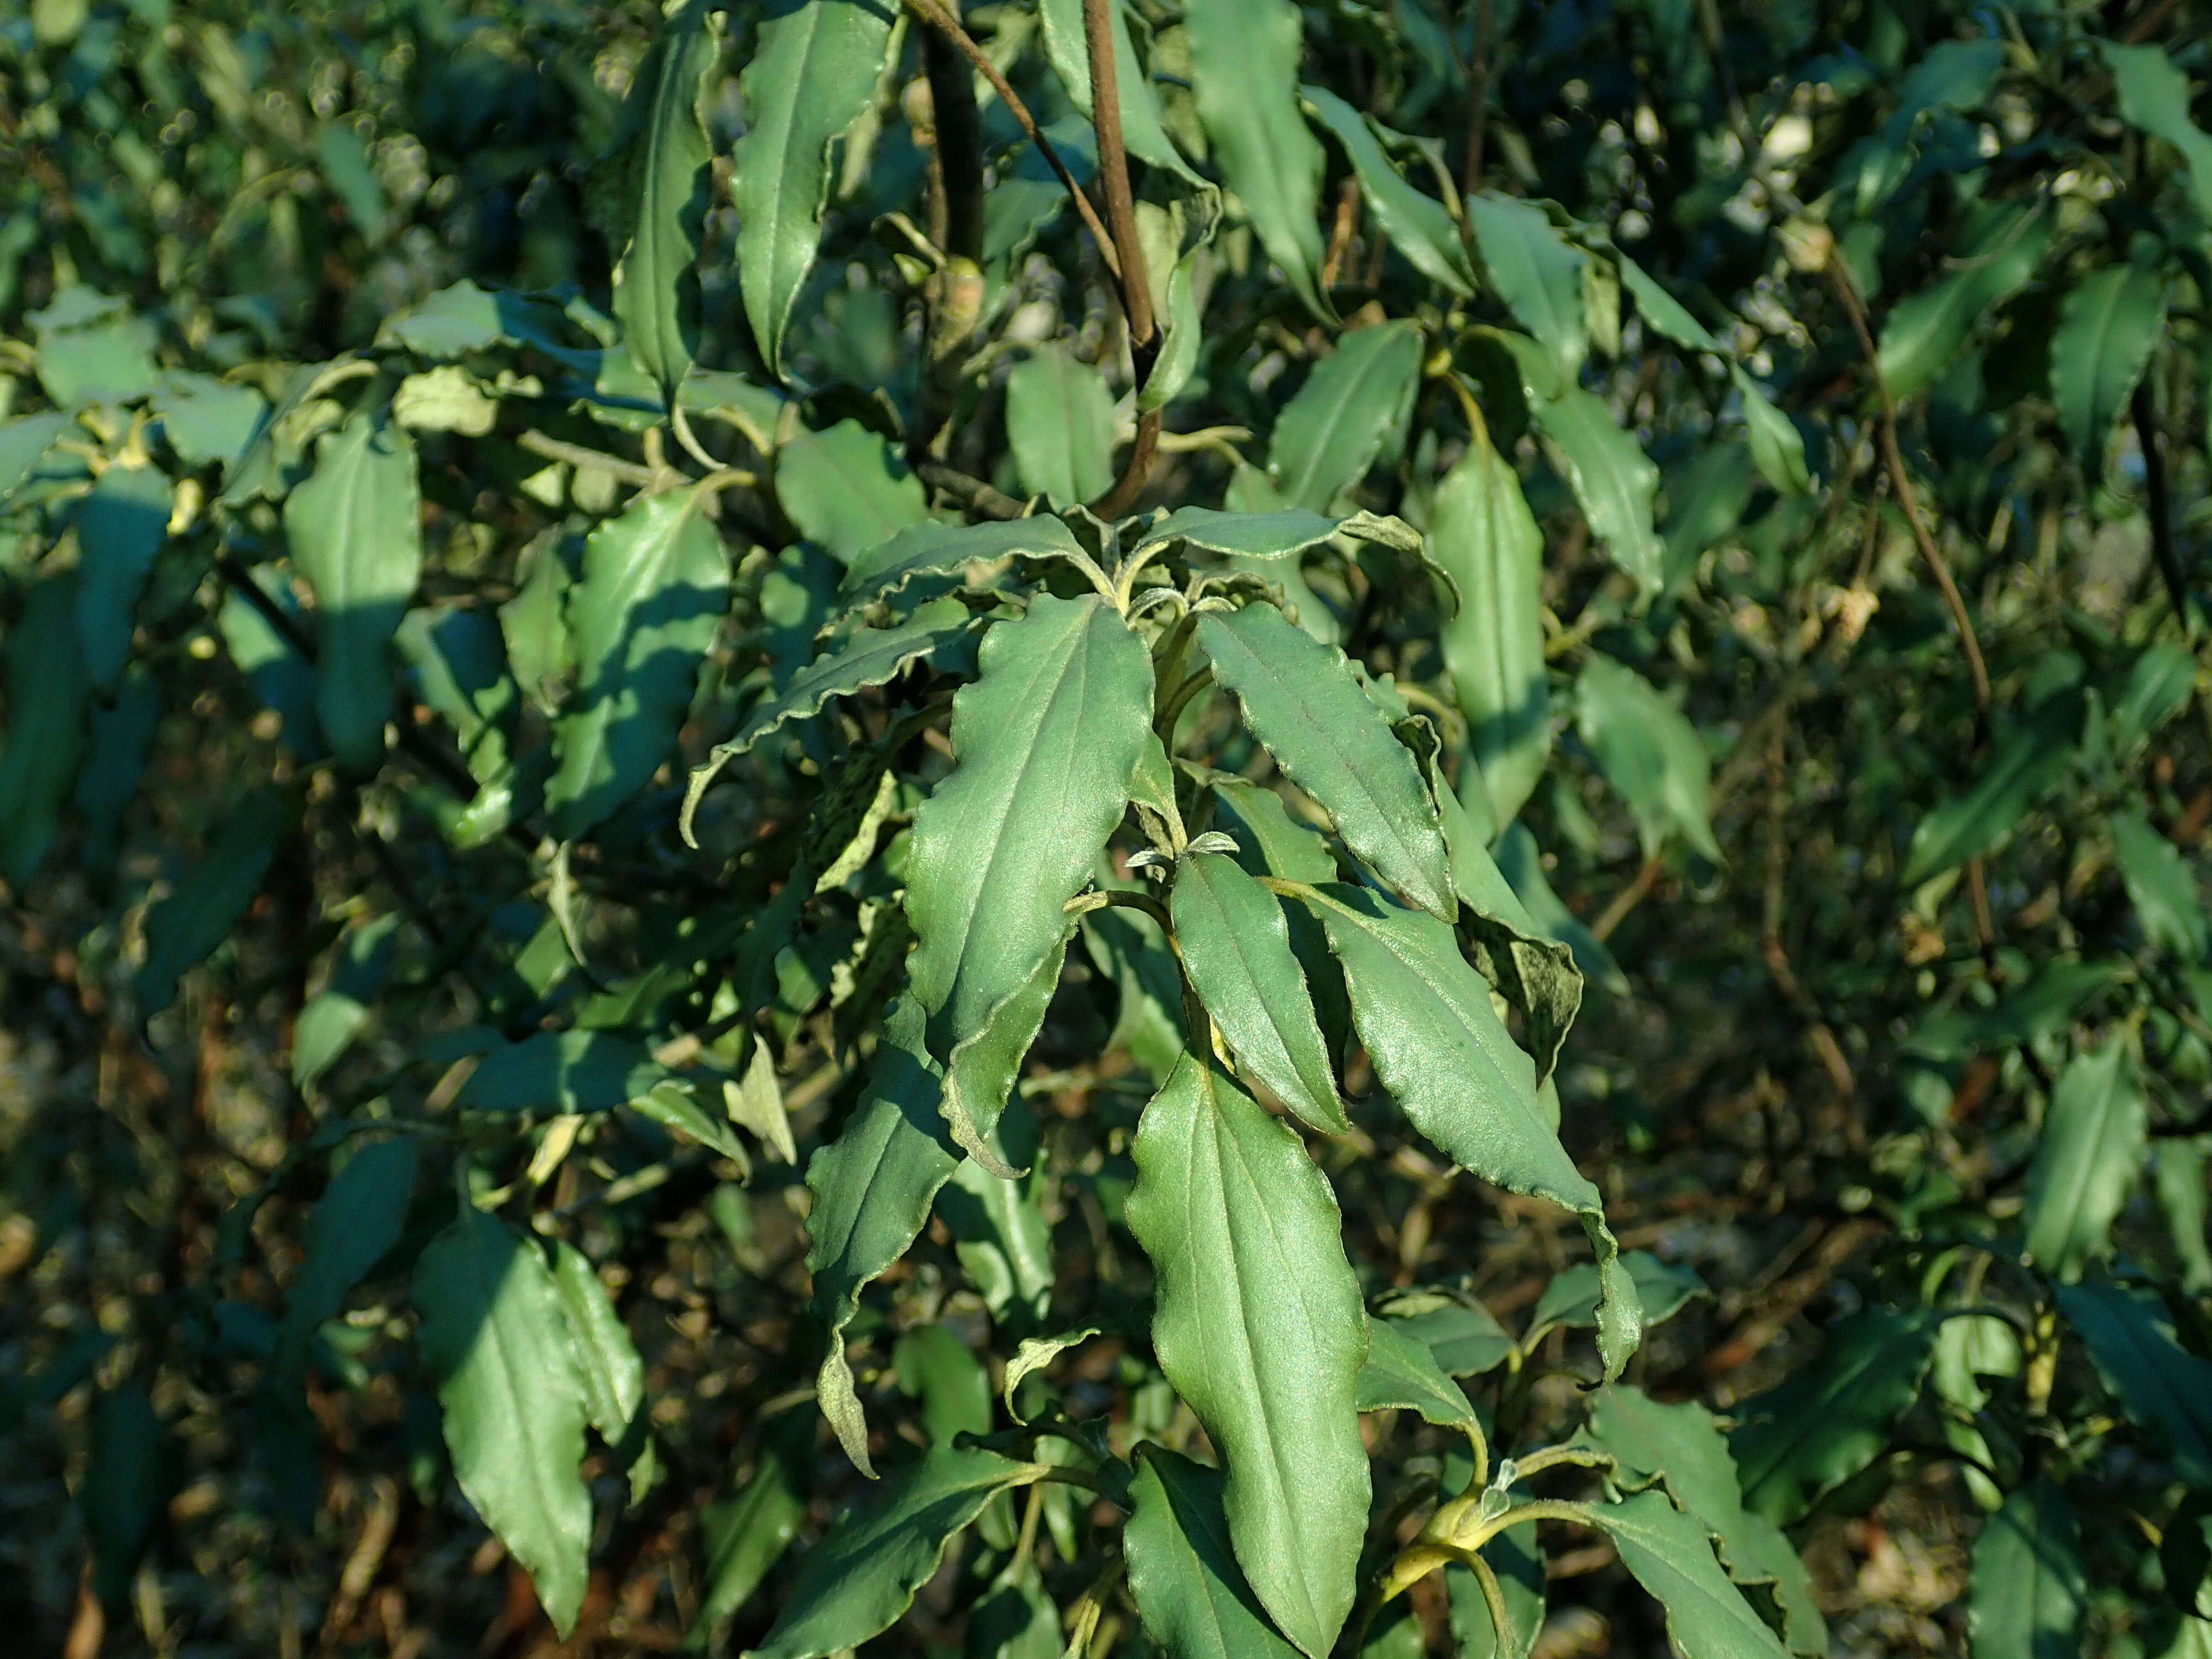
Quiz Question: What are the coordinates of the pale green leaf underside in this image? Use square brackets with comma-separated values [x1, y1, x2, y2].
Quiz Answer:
[1126, 1448, 1305, 1659]
[1300, 85, 1473, 296]
[1267, 321, 1422, 510]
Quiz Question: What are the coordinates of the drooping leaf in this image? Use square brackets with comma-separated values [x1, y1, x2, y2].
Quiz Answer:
[1575, 654, 1721, 863]
[1300, 87, 1474, 296]
[1733, 368, 1812, 498]
[776, 421, 931, 570]
[1467, 194, 1588, 376]
[2102, 41, 2212, 224]
[1125, 1052, 1369, 1657]
[1729, 1309, 1939, 1524]
[1006, 345, 1116, 508]
[1125, 1447, 1304, 1659]
[74, 665, 159, 881]
[2054, 1282, 2212, 1486]
[1267, 321, 1423, 511]
[1184, 0, 1329, 319]
[2050, 263, 2168, 486]
[1530, 1250, 1710, 1337]
[605, 0, 719, 401]
[456, 1031, 669, 1113]
[1876, 204, 2053, 400]
[904, 594, 1152, 1156]
[1171, 851, 1345, 1134]
[1614, 251, 1721, 352]
[1198, 602, 1453, 919]
[546, 482, 729, 839]
[1900, 690, 2083, 885]
[284, 407, 424, 773]
[1298, 883, 1639, 1378]
[550, 1241, 646, 1458]
[731, 0, 893, 375]
[134, 786, 292, 1017]
[0, 572, 91, 888]
[749, 1446, 1044, 1659]
[1968, 1479, 2086, 1659]
[1432, 420, 1550, 825]
[2022, 1040, 2147, 1282]
[2110, 810, 2208, 958]
[277, 1136, 419, 1374]
[1590, 1490, 1791, 1659]
[81, 1381, 167, 1609]
[1355, 1317, 1476, 1431]
[413, 1204, 592, 1635]
[70, 462, 170, 693]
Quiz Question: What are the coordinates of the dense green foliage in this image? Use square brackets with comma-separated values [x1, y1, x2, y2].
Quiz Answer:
[4, 0, 2212, 1655]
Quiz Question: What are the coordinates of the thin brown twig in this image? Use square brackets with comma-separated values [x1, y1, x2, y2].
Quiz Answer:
[1082, 0, 1161, 520]
[1590, 853, 1663, 942]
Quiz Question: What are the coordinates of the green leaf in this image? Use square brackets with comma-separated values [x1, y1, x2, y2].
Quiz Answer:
[1729, 1308, 1939, 1524]
[0, 410, 70, 504]
[456, 1031, 668, 1113]
[2023, 1040, 2147, 1282]
[1184, 0, 1329, 319]
[1968, 1479, 2085, 1659]
[1531, 1250, 1709, 1337]
[1590, 1490, 1791, 1659]
[1267, 321, 1423, 510]
[1037, 0, 1196, 183]
[2155, 1139, 2212, 1296]
[1900, 690, 2083, 885]
[1374, 1287, 1516, 1378]
[2050, 263, 2168, 485]
[1172, 851, 1345, 1135]
[904, 594, 1152, 1158]
[1300, 87, 1474, 296]
[731, 0, 893, 375]
[606, 0, 718, 402]
[1198, 602, 1453, 918]
[151, 373, 267, 466]
[690, 1433, 805, 1642]
[316, 122, 390, 240]
[842, 513, 1092, 602]
[1582, 1385, 1827, 1657]
[2102, 42, 2212, 225]
[1211, 777, 1338, 885]
[2111, 810, 2208, 958]
[1467, 194, 1588, 377]
[1297, 883, 1638, 1378]
[775, 420, 930, 566]
[284, 408, 424, 773]
[0, 572, 91, 888]
[546, 482, 729, 839]
[1355, 1317, 1475, 1431]
[74, 666, 159, 881]
[278, 1136, 418, 1374]
[894, 1325, 993, 1446]
[82, 1381, 166, 1609]
[2054, 1282, 2212, 1486]
[1006, 345, 1116, 508]
[71, 463, 171, 693]
[749, 1446, 1044, 1659]
[1876, 204, 2052, 400]
[1125, 1447, 1304, 1659]
[1494, 821, 1627, 994]
[2109, 641, 2197, 758]
[1447, 1521, 1545, 1659]
[942, 1108, 1057, 1319]
[550, 1241, 646, 1455]
[1534, 399, 1662, 595]
[413, 1204, 592, 1636]
[1732, 368, 1811, 498]
[1575, 654, 1721, 863]
[1614, 251, 1721, 352]
[1125, 1052, 1368, 1658]
[135, 786, 291, 1017]
[1432, 419, 1550, 825]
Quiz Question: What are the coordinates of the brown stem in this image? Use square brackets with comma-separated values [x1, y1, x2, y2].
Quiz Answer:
[1591, 852, 1663, 942]
[1823, 257, 1992, 730]
[897, 0, 1119, 283]
[1081, 0, 1161, 519]
[920, 11, 984, 263]
[2133, 376, 2190, 628]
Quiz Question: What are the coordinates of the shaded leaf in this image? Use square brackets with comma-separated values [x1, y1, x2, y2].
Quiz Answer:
[1126, 1448, 1304, 1659]
[2111, 810, 2208, 958]
[0, 572, 91, 888]
[456, 1031, 669, 1113]
[1968, 1479, 2085, 1659]
[1730, 1309, 1939, 1524]
[1375, 1287, 1516, 1378]
[2054, 1281, 2212, 1486]
[1300, 87, 1473, 296]
[1733, 368, 1811, 498]
[1591, 1490, 1790, 1659]
[2103, 42, 2212, 224]
[135, 786, 291, 1017]
[82, 1382, 166, 1609]
[1575, 654, 1721, 862]
[1900, 691, 2083, 885]
[1876, 204, 2052, 399]
[71, 463, 171, 692]
[1267, 321, 1423, 511]
[2051, 263, 2167, 486]
[278, 1136, 419, 1374]
[1007, 345, 1115, 508]
[2023, 1040, 2147, 1282]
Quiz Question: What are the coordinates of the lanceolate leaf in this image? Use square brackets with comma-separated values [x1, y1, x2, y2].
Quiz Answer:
[1298, 881, 1639, 1378]
[1197, 603, 1453, 918]
[1037, 0, 1194, 182]
[135, 786, 292, 1017]
[2110, 810, 2208, 958]
[731, 0, 893, 375]
[1876, 204, 2052, 400]
[1590, 1491, 1791, 1659]
[904, 595, 1152, 1158]
[1575, 654, 1721, 862]
[749, 1447, 1045, 1659]
[1968, 1480, 2085, 1659]
[1006, 344, 1116, 508]
[1267, 321, 1423, 510]
[1521, 370, 1663, 594]
[1432, 420, 1550, 826]
[278, 1137, 419, 1374]
[1125, 1053, 1368, 1657]
[2100, 42, 2212, 226]
[413, 1206, 592, 1636]
[456, 1030, 668, 1112]
[0, 572, 91, 888]
[1733, 367, 1811, 498]
[71, 462, 171, 693]
[2049, 263, 2168, 484]
[284, 407, 424, 773]
[691, 1430, 806, 1640]
[1467, 194, 1588, 376]
[1900, 690, 2083, 885]
[2022, 1040, 2147, 1282]
[1300, 87, 1474, 296]
[2054, 1282, 2212, 1486]
[1184, 0, 1329, 319]
[1730, 1308, 1939, 1524]
[1171, 851, 1345, 1134]
[550, 1241, 646, 1453]
[709, 596, 973, 764]
[1355, 1317, 1476, 1431]
[606, 0, 718, 401]
[546, 483, 729, 839]
[1126, 1448, 1304, 1659]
